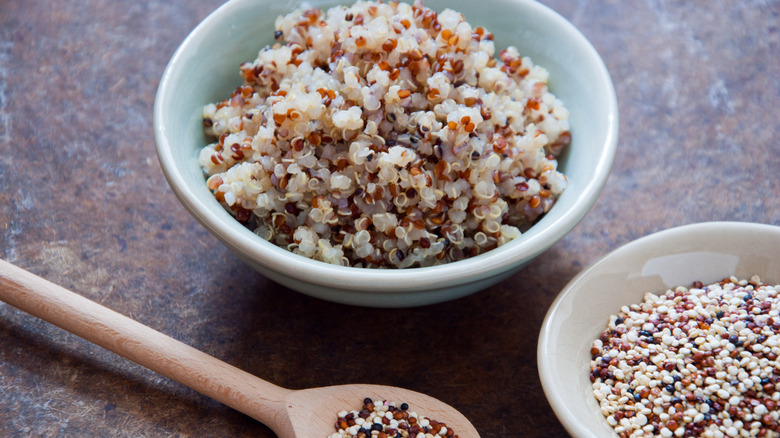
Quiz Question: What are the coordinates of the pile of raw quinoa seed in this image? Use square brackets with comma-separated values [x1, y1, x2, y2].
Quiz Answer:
[330, 398, 458, 438]
[591, 276, 780, 438]
[200, 0, 571, 268]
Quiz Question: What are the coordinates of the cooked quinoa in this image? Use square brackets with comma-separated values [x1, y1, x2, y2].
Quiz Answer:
[591, 277, 780, 437]
[200, 0, 571, 268]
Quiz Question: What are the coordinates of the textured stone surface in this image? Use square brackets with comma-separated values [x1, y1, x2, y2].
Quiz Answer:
[1, 0, 779, 436]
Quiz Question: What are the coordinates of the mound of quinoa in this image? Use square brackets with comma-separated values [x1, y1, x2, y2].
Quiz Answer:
[331, 398, 458, 438]
[200, 0, 571, 268]
[591, 277, 780, 438]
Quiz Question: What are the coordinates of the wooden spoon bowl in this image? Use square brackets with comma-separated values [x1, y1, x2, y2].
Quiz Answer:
[0, 260, 479, 438]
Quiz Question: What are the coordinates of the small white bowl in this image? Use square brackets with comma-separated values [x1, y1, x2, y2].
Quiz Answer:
[153, 0, 618, 307]
[538, 221, 780, 437]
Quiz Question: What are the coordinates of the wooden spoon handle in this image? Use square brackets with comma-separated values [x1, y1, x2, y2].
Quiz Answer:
[0, 259, 291, 428]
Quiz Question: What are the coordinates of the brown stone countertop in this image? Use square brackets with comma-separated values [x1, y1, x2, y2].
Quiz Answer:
[1, 0, 779, 437]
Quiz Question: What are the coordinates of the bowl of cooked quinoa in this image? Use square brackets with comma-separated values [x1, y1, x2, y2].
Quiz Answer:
[539, 222, 780, 437]
[154, 0, 618, 307]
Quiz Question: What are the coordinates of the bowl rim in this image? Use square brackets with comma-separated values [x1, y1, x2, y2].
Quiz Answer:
[153, 0, 619, 294]
[537, 221, 780, 437]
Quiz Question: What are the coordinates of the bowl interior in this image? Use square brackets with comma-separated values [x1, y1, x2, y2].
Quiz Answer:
[538, 221, 780, 437]
[153, 0, 618, 295]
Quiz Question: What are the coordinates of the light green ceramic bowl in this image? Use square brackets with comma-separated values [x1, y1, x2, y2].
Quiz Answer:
[153, 0, 618, 307]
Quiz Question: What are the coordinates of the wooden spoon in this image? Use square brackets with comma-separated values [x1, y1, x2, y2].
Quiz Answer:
[0, 259, 479, 437]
